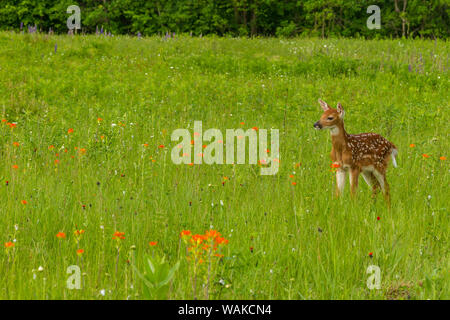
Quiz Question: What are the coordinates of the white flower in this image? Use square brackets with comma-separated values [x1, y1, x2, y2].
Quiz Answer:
[100, 289, 105, 296]
[219, 279, 225, 286]
[38, 266, 44, 272]
[220, 200, 224, 206]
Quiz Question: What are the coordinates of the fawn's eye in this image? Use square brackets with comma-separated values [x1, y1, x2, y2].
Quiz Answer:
[327, 117, 334, 121]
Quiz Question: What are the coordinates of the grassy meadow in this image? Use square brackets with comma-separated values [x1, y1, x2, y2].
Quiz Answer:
[0, 31, 448, 299]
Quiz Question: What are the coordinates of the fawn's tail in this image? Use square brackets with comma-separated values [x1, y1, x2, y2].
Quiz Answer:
[391, 148, 398, 168]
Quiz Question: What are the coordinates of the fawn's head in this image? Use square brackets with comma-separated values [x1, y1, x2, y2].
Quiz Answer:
[313, 99, 345, 132]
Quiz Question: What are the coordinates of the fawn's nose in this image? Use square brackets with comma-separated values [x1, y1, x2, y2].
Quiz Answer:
[314, 121, 322, 129]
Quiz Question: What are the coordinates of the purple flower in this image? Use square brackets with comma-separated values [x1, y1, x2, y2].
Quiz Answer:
[20, 22, 23, 30]
[137, 31, 141, 38]
[54, 43, 57, 53]
[408, 64, 412, 72]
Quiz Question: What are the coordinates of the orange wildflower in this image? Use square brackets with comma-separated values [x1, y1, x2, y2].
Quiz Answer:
[4, 242, 14, 248]
[21, 200, 27, 205]
[439, 156, 446, 161]
[74, 229, 85, 236]
[158, 144, 165, 149]
[13, 142, 20, 147]
[409, 144, 416, 148]
[149, 241, 157, 246]
[331, 163, 340, 168]
[76, 249, 84, 256]
[67, 128, 74, 134]
[422, 154, 430, 158]
[180, 230, 191, 237]
[12, 165, 18, 169]
[112, 231, 125, 240]
[205, 230, 220, 239]
[56, 232, 66, 239]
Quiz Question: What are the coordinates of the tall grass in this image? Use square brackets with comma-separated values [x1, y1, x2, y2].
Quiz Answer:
[0, 32, 448, 299]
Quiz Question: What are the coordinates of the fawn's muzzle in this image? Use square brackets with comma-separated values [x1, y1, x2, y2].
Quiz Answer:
[314, 121, 322, 129]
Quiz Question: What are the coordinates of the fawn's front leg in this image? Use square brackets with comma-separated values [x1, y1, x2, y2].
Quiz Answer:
[336, 169, 347, 197]
[349, 167, 360, 198]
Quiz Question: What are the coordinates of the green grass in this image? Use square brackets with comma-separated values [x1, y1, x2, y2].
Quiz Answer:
[0, 32, 448, 300]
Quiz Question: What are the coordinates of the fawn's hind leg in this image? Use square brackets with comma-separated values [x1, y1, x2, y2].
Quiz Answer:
[361, 171, 380, 198]
[383, 176, 391, 207]
[373, 170, 390, 207]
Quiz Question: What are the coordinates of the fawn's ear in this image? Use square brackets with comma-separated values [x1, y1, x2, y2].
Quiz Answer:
[336, 102, 345, 118]
[318, 99, 330, 111]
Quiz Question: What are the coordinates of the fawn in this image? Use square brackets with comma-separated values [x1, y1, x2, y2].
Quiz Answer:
[314, 99, 398, 205]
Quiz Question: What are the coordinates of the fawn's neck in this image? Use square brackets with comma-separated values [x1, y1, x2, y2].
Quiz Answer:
[331, 121, 348, 152]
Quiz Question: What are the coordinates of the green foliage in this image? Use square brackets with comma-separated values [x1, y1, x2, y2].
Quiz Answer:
[133, 255, 180, 300]
[0, 0, 447, 38]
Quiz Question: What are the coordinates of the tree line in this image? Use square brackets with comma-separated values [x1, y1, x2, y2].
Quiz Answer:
[0, 0, 448, 38]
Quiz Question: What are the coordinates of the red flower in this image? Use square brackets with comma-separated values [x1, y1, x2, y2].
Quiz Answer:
[377, 216, 380, 221]
[149, 241, 157, 246]
[368, 252, 373, 258]
[158, 144, 165, 149]
[68, 128, 74, 134]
